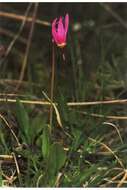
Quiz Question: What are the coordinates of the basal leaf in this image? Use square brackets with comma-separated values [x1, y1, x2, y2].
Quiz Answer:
[42, 125, 50, 159]
[16, 99, 30, 143]
[48, 143, 66, 176]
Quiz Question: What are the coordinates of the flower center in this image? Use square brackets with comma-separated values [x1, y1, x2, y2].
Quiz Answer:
[57, 43, 66, 48]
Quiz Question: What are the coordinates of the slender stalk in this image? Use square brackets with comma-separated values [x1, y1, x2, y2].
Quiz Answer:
[49, 43, 55, 127]
[15, 3, 38, 91]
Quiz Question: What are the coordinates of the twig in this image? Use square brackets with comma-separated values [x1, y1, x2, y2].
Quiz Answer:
[101, 171, 124, 187]
[2, 170, 17, 185]
[0, 113, 21, 146]
[117, 170, 127, 187]
[100, 3, 127, 30]
[0, 93, 26, 97]
[36, 174, 44, 187]
[43, 91, 62, 128]
[16, 3, 38, 91]
[1, 98, 127, 108]
[55, 172, 63, 187]
[68, 99, 127, 106]
[103, 122, 123, 144]
[0, 78, 42, 87]
[76, 110, 127, 120]
[0, 27, 27, 44]
[0, 10, 50, 27]
[12, 152, 20, 175]
[88, 137, 125, 169]
[0, 155, 13, 160]
[3, 3, 32, 59]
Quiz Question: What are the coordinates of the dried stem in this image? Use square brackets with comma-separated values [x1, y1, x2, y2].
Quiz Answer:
[76, 110, 127, 120]
[16, 3, 38, 91]
[1, 98, 127, 107]
[0, 10, 50, 27]
[12, 152, 20, 175]
[89, 137, 125, 169]
[117, 170, 127, 187]
[100, 3, 127, 30]
[0, 27, 27, 45]
[3, 3, 32, 60]
[0, 113, 21, 146]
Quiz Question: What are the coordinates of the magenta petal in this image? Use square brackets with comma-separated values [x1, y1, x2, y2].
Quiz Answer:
[64, 13, 69, 34]
[56, 34, 66, 44]
[57, 17, 65, 38]
[52, 18, 58, 43]
[51, 14, 69, 47]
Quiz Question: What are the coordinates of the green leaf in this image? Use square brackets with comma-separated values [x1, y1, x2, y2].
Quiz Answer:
[48, 143, 66, 176]
[73, 164, 100, 186]
[0, 173, 3, 187]
[42, 125, 50, 159]
[57, 94, 69, 122]
[30, 115, 46, 142]
[0, 129, 9, 153]
[72, 128, 83, 151]
[16, 99, 30, 143]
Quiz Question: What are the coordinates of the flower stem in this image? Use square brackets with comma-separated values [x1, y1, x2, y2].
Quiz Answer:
[49, 43, 55, 127]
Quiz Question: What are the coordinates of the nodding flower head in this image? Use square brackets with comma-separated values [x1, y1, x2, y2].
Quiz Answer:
[52, 13, 69, 48]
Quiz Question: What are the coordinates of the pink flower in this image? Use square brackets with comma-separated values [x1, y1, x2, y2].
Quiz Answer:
[52, 14, 69, 48]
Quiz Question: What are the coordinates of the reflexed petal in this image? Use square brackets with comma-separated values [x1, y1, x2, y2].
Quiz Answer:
[52, 18, 58, 43]
[57, 17, 65, 38]
[64, 13, 69, 34]
[51, 14, 69, 47]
